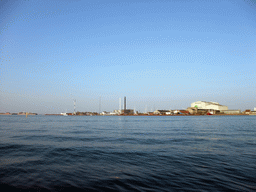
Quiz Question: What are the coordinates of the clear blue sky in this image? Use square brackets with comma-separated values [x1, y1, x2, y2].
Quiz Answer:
[1, 0, 256, 113]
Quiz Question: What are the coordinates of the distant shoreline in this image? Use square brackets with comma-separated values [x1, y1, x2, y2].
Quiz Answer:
[42, 114, 249, 116]
[0, 113, 252, 116]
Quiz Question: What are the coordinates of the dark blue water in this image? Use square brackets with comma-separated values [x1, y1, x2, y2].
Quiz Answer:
[0, 115, 255, 191]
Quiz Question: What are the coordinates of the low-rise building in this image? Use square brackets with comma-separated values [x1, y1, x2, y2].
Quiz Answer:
[100, 111, 110, 115]
[250, 111, 256, 115]
[220, 110, 241, 114]
[244, 110, 251, 115]
[110, 112, 118, 115]
[179, 110, 190, 114]
[153, 110, 170, 115]
[122, 109, 135, 115]
[173, 110, 180, 114]
[187, 107, 198, 114]
[113, 110, 121, 114]
[197, 109, 208, 115]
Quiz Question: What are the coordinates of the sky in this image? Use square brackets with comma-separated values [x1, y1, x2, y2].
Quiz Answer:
[0, 0, 256, 114]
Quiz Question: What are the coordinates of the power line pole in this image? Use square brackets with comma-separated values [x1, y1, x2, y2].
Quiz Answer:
[99, 96, 101, 115]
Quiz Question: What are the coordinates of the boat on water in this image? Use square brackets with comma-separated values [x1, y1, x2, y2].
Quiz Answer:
[207, 111, 214, 115]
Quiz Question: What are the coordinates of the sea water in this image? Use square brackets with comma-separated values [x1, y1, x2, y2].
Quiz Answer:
[0, 115, 255, 191]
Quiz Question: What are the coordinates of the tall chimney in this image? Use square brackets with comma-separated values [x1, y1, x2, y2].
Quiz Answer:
[124, 96, 126, 110]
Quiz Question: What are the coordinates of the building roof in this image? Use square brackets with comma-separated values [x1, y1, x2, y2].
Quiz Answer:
[194, 101, 226, 107]
[156, 110, 170, 112]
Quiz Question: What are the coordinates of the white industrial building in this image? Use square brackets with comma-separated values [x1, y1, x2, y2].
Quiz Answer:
[191, 101, 228, 111]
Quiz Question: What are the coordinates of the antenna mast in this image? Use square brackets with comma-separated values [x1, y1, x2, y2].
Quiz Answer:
[73, 99, 76, 115]
[99, 96, 101, 115]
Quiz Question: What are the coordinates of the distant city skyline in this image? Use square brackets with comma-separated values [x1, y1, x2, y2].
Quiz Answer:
[1, 0, 256, 114]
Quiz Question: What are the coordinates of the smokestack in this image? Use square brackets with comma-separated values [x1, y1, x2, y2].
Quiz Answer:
[124, 96, 126, 110]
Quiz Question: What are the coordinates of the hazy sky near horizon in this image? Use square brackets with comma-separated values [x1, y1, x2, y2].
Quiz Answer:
[1, 0, 256, 113]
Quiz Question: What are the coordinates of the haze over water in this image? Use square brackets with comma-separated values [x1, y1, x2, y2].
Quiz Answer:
[0, 115, 255, 191]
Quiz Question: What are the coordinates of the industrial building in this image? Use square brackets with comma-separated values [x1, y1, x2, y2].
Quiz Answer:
[191, 101, 228, 111]
[220, 110, 241, 114]
[120, 96, 136, 115]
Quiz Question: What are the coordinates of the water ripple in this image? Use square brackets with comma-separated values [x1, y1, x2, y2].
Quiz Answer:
[0, 116, 255, 191]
